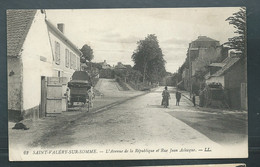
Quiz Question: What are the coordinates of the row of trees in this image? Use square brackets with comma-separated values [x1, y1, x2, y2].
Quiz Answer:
[79, 44, 143, 85]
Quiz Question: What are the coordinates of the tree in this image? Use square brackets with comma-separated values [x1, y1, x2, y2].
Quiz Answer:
[132, 34, 166, 83]
[80, 44, 94, 62]
[225, 7, 246, 56]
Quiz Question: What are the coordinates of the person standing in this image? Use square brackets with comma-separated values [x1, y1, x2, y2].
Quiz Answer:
[162, 86, 170, 108]
[192, 93, 196, 106]
[176, 90, 181, 106]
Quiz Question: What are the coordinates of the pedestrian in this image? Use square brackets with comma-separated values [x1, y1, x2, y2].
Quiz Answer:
[87, 86, 94, 108]
[192, 93, 196, 106]
[162, 86, 170, 108]
[176, 90, 181, 106]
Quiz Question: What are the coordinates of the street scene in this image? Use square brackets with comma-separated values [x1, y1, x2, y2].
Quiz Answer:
[7, 8, 247, 160]
[9, 82, 247, 148]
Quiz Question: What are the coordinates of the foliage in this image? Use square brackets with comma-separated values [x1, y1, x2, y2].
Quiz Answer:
[132, 34, 166, 83]
[114, 66, 142, 84]
[80, 44, 94, 62]
[224, 7, 246, 56]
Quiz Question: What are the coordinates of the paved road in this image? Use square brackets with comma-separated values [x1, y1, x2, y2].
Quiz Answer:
[10, 86, 247, 149]
[25, 86, 220, 148]
[166, 88, 248, 145]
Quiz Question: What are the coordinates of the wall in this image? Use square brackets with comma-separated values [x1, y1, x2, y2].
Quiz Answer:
[8, 57, 23, 121]
[8, 57, 22, 110]
[224, 59, 247, 109]
[182, 68, 190, 91]
[21, 10, 53, 116]
[48, 26, 81, 80]
[192, 47, 223, 76]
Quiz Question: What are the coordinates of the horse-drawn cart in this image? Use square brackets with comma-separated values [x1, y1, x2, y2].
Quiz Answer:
[67, 71, 92, 111]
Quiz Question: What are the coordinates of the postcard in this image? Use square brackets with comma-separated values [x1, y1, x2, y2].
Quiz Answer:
[7, 7, 247, 161]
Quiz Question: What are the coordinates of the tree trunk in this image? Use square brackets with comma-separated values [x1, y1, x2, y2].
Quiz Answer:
[143, 62, 147, 83]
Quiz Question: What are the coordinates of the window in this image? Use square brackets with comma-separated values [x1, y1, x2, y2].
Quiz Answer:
[55, 42, 60, 65]
[70, 52, 74, 69]
[77, 56, 80, 70]
[70, 52, 76, 70]
[73, 54, 77, 70]
[65, 49, 69, 68]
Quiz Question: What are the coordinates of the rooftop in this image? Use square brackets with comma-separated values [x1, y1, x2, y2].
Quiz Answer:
[194, 36, 218, 42]
[45, 20, 82, 56]
[7, 10, 37, 57]
[208, 63, 225, 67]
[211, 56, 240, 77]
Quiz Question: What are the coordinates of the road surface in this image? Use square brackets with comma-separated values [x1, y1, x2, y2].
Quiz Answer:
[9, 85, 247, 150]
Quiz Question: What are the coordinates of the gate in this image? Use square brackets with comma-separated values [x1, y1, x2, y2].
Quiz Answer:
[45, 77, 67, 117]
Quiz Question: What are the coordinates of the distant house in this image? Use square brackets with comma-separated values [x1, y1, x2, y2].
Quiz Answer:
[205, 53, 247, 110]
[7, 10, 82, 121]
[115, 62, 127, 70]
[100, 60, 111, 69]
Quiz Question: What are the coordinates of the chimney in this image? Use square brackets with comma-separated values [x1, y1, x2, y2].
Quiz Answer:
[57, 23, 64, 33]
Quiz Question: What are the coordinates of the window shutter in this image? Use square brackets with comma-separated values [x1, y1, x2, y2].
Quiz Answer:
[55, 42, 60, 65]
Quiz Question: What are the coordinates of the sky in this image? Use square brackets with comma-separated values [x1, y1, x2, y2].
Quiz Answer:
[46, 7, 240, 73]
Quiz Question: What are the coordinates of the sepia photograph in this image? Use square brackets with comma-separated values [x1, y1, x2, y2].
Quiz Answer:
[7, 7, 247, 161]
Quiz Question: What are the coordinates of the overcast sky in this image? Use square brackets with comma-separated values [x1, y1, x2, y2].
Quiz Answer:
[46, 7, 240, 73]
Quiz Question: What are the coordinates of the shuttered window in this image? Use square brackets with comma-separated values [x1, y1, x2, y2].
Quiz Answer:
[70, 52, 74, 69]
[70, 52, 77, 70]
[55, 42, 60, 65]
[65, 49, 69, 68]
[77, 56, 80, 70]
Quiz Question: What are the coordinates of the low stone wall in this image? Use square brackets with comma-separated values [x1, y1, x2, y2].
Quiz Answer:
[9, 105, 40, 122]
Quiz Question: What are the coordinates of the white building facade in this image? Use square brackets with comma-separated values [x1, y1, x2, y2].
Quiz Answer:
[7, 10, 82, 121]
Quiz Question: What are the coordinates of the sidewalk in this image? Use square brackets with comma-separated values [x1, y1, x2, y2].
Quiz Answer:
[178, 89, 246, 114]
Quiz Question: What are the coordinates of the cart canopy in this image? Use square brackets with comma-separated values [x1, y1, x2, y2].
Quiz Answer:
[71, 71, 91, 81]
[68, 71, 92, 88]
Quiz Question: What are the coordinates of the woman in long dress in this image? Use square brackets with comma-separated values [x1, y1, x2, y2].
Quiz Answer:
[162, 86, 170, 108]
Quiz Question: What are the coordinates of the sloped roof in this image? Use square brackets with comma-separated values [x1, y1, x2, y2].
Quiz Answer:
[212, 56, 240, 77]
[208, 63, 225, 67]
[194, 36, 218, 42]
[45, 20, 82, 56]
[115, 63, 127, 69]
[7, 10, 37, 57]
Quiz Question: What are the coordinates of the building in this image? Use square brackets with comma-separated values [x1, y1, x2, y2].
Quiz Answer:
[7, 10, 82, 121]
[182, 68, 190, 91]
[189, 36, 228, 77]
[46, 20, 82, 78]
[205, 53, 247, 110]
[100, 60, 111, 69]
[185, 36, 228, 94]
[114, 62, 127, 70]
